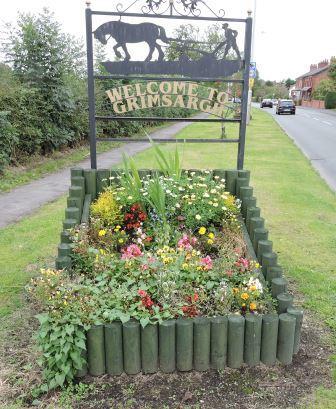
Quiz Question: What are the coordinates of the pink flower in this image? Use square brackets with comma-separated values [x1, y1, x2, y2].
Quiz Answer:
[178, 234, 197, 251]
[200, 255, 213, 270]
[121, 244, 143, 260]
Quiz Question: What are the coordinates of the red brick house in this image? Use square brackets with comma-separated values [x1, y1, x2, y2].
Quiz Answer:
[292, 60, 331, 108]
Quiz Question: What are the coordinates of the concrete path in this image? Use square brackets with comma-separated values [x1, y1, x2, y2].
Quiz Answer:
[0, 115, 206, 228]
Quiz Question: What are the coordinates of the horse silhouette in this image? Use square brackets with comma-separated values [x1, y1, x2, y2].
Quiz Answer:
[93, 21, 172, 62]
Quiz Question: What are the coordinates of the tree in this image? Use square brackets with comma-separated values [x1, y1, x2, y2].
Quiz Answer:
[312, 79, 336, 100]
[285, 78, 295, 89]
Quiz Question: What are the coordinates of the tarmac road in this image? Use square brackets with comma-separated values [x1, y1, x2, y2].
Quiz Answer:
[256, 104, 336, 191]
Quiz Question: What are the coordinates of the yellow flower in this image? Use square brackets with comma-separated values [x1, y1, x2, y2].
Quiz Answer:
[63, 301, 67, 306]
[182, 263, 189, 269]
[198, 227, 206, 235]
[241, 292, 249, 301]
[255, 262, 260, 268]
[99, 249, 106, 255]
[249, 285, 257, 292]
[233, 288, 239, 294]
[208, 232, 215, 239]
[98, 229, 106, 237]
[250, 302, 257, 311]
[118, 238, 124, 244]
[207, 239, 214, 245]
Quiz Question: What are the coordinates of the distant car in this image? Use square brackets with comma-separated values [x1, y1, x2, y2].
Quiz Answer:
[276, 99, 296, 115]
[260, 99, 273, 108]
[272, 99, 278, 105]
[232, 97, 241, 103]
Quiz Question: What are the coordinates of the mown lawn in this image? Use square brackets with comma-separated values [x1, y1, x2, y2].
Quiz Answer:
[0, 108, 335, 407]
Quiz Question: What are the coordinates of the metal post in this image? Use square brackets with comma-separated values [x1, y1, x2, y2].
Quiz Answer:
[237, 14, 253, 170]
[85, 5, 97, 169]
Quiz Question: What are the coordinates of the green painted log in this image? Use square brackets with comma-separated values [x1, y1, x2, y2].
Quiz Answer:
[71, 176, 85, 189]
[253, 228, 269, 252]
[105, 322, 123, 375]
[84, 169, 97, 200]
[287, 307, 304, 354]
[246, 207, 261, 231]
[109, 169, 121, 185]
[159, 320, 176, 373]
[213, 169, 226, 182]
[242, 197, 257, 219]
[138, 169, 152, 180]
[87, 325, 105, 376]
[271, 277, 288, 298]
[97, 169, 110, 195]
[55, 256, 71, 270]
[261, 252, 278, 278]
[58, 243, 72, 258]
[69, 186, 84, 213]
[123, 321, 141, 374]
[210, 316, 228, 370]
[225, 169, 238, 194]
[239, 186, 253, 201]
[75, 349, 88, 378]
[277, 313, 296, 365]
[176, 318, 193, 371]
[277, 293, 294, 314]
[81, 194, 92, 224]
[244, 314, 262, 366]
[266, 265, 283, 283]
[236, 178, 249, 198]
[63, 218, 77, 230]
[261, 314, 279, 365]
[238, 169, 250, 182]
[60, 230, 71, 244]
[141, 323, 158, 374]
[249, 217, 265, 241]
[193, 317, 210, 371]
[227, 315, 245, 368]
[67, 196, 81, 209]
[71, 167, 84, 177]
[257, 240, 273, 263]
[65, 207, 80, 224]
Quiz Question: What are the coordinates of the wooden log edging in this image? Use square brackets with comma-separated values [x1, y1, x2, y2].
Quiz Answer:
[54, 167, 303, 374]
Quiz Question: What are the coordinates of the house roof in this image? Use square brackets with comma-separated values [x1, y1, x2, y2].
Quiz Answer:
[296, 65, 329, 80]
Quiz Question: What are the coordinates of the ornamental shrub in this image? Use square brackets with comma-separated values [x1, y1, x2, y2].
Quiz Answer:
[325, 91, 336, 109]
[0, 111, 18, 171]
[90, 190, 122, 227]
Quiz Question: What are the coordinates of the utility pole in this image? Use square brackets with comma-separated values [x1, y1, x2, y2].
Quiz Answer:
[247, 0, 257, 125]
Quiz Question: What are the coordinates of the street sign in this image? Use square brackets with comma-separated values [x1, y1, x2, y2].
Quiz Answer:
[249, 62, 256, 78]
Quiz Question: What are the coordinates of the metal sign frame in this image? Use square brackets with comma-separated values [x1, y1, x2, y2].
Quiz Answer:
[85, 1, 252, 169]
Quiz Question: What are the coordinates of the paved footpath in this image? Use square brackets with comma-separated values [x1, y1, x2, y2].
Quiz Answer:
[0, 115, 205, 229]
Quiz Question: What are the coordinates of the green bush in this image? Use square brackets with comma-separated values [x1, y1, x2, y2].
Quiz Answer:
[0, 111, 18, 171]
[325, 91, 336, 109]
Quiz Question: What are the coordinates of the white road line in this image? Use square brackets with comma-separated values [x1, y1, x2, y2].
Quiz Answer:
[322, 121, 333, 126]
[313, 117, 320, 121]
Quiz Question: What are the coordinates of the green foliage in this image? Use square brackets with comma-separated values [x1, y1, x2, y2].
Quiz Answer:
[118, 153, 143, 202]
[150, 137, 184, 181]
[325, 91, 336, 109]
[285, 78, 295, 89]
[312, 79, 336, 100]
[90, 190, 122, 227]
[0, 111, 18, 171]
[34, 312, 88, 394]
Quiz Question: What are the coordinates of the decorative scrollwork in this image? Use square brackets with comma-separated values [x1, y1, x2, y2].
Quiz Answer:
[114, 0, 225, 18]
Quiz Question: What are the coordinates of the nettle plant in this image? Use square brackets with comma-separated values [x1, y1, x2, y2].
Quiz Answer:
[28, 146, 275, 392]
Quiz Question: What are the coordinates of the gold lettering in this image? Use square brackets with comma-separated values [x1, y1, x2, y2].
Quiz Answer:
[147, 82, 158, 95]
[106, 88, 123, 103]
[135, 83, 146, 97]
[159, 81, 172, 94]
[200, 99, 211, 113]
[113, 101, 127, 114]
[187, 96, 199, 110]
[172, 81, 186, 94]
[187, 83, 198, 96]
[122, 85, 134, 99]
[126, 97, 140, 111]
[139, 95, 147, 109]
[147, 94, 161, 107]
[162, 95, 173, 107]
[207, 87, 217, 101]
[211, 102, 226, 117]
[174, 95, 186, 108]
[217, 92, 228, 104]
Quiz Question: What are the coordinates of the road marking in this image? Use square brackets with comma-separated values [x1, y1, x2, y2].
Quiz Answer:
[313, 117, 320, 121]
[322, 121, 333, 126]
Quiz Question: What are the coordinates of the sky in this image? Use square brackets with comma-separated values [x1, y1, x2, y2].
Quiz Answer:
[1, 0, 335, 81]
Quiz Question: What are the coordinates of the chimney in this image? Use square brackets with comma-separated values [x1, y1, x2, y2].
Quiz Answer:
[310, 64, 317, 71]
[318, 59, 329, 69]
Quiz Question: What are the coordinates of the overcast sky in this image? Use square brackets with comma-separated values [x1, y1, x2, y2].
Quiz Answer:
[1, 0, 335, 81]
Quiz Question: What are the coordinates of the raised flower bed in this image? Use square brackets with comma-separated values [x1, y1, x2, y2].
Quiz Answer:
[29, 164, 303, 391]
